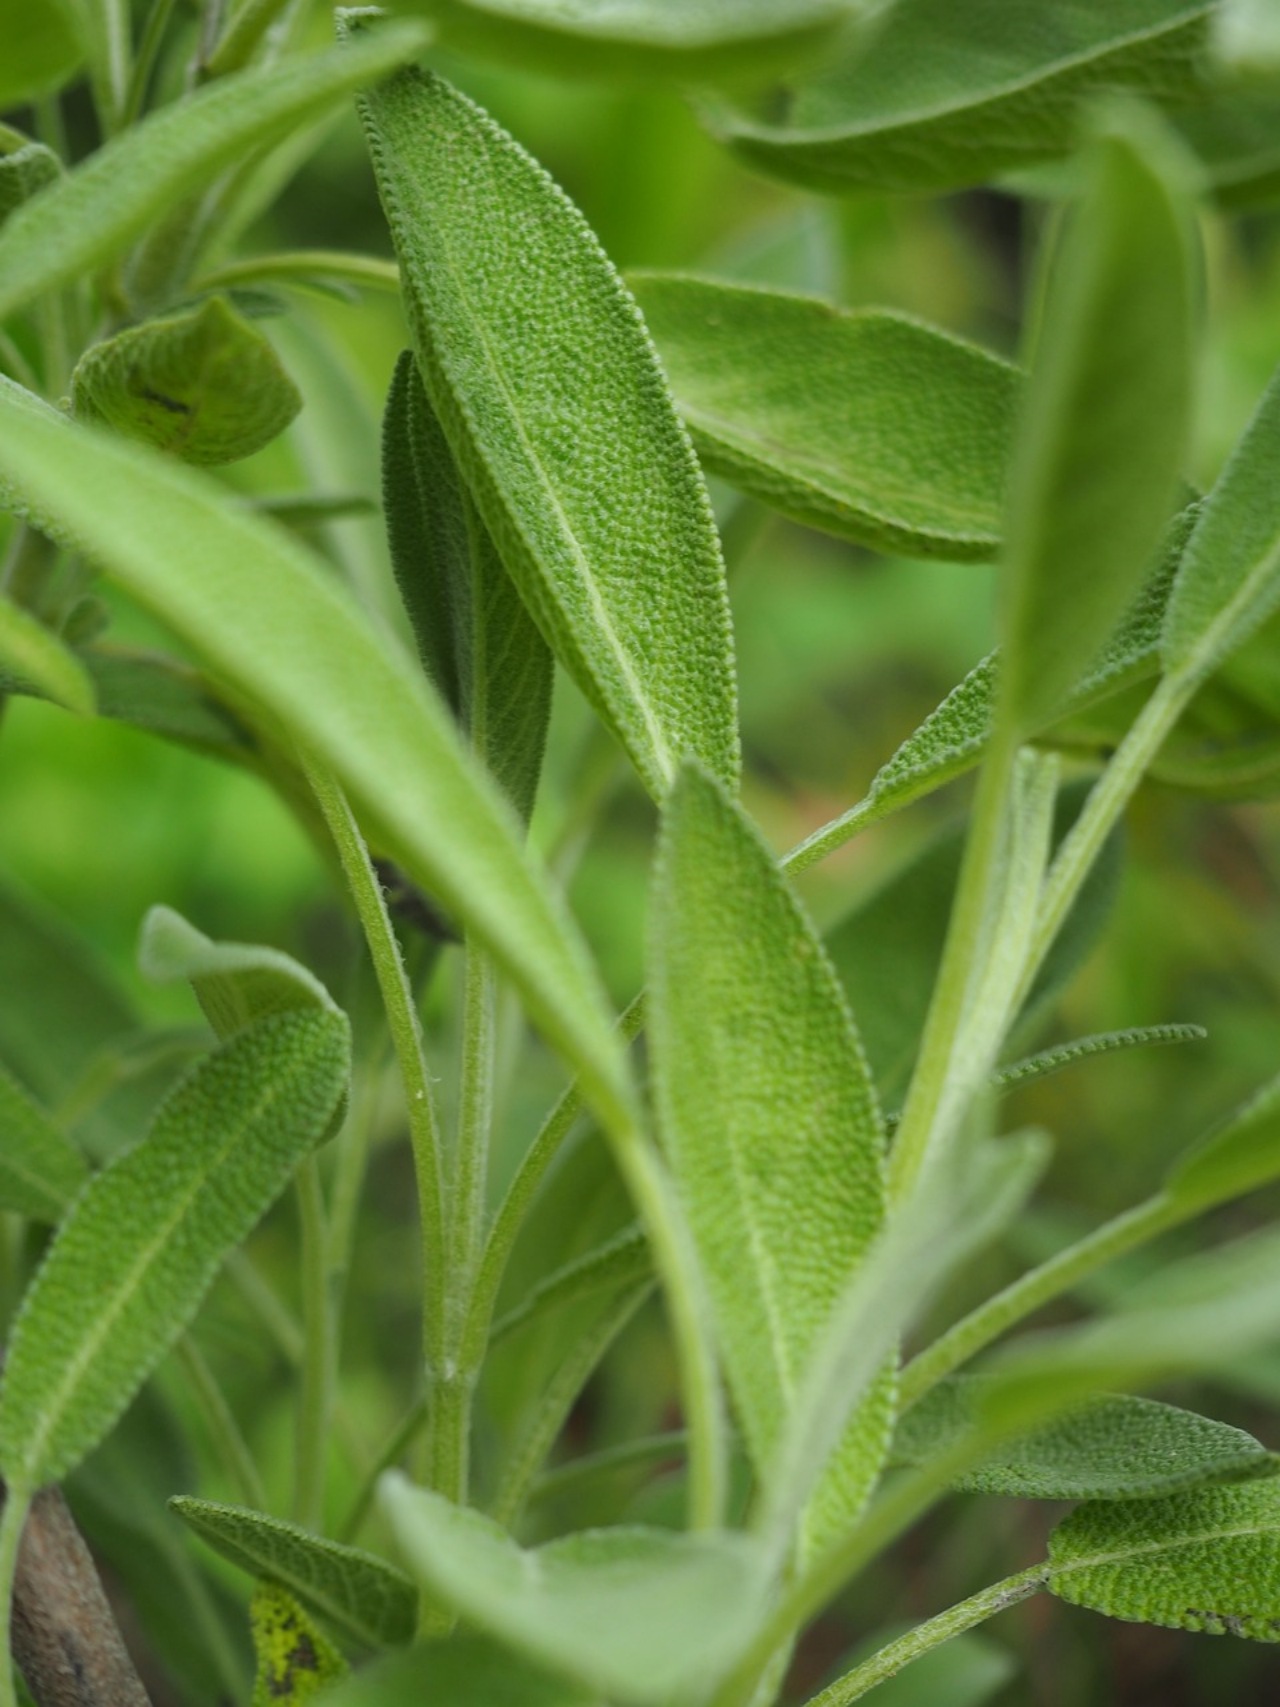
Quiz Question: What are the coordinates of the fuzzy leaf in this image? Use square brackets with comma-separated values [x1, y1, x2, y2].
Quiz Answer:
[709, 0, 1212, 196]
[0, 1009, 349, 1492]
[382, 351, 552, 821]
[1166, 1073, 1280, 1212]
[0, 3, 82, 110]
[1048, 1480, 1280, 1640]
[649, 762, 889, 1552]
[0, 378, 634, 1136]
[0, 595, 95, 714]
[71, 298, 301, 467]
[250, 1581, 347, 1706]
[356, 55, 739, 801]
[316, 1636, 604, 1707]
[0, 139, 61, 230]
[171, 1497, 417, 1649]
[629, 274, 1018, 562]
[0, 22, 429, 325]
[0, 1062, 88, 1224]
[379, 1476, 768, 1704]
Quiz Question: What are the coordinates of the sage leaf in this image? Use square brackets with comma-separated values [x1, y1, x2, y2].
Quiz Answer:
[138, 906, 338, 1039]
[0, 140, 61, 231]
[489, 1224, 650, 1344]
[999, 104, 1197, 735]
[0, 378, 634, 1135]
[72, 298, 301, 467]
[709, 0, 1212, 196]
[382, 351, 552, 822]
[0, 1, 82, 110]
[0, 1008, 350, 1492]
[0, 1063, 88, 1224]
[0, 21, 429, 325]
[994, 1023, 1206, 1094]
[356, 56, 739, 801]
[649, 761, 890, 1552]
[894, 1378, 1273, 1500]
[85, 649, 250, 756]
[630, 274, 1018, 561]
[378, 1476, 769, 1704]
[171, 1497, 417, 1648]
[316, 1636, 604, 1707]
[249, 1581, 346, 1706]
[0, 595, 95, 714]
[1048, 1480, 1280, 1640]
[1165, 1071, 1280, 1213]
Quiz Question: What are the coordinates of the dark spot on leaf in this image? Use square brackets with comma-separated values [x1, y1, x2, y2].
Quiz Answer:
[139, 387, 191, 415]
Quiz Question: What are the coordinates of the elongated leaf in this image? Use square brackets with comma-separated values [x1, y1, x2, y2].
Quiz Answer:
[710, 0, 1212, 196]
[0, 1, 82, 109]
[382, 351, 552, 821]
[649, 761, 889, 1551]
[0, 1009, 349, 1492]
[72, 298, 301, 467]
[139, 906, 337, 1040]
[0, 140, 61, 231]
[1049, 1480, 1280, 1640]
[85, 649, 251, 755]
[0, 594, 95, 714]
[379, 1476, 768, 1704]
[490, 1224, 650, 1343]
[0, 379, 633, 1134]
[995, 1024, 1205, 1092]
[629, 274, 1018, 561]
[1166, 1072, 1280, 1212]
[171, 1498, 416, 1649]
[0, 1062, 88, 1223]
[250, 1581, 346, 1706]
[0, 21, 428, 326]
[317, 1636, 604, 1707]
[357, 54, 739, 801]
[894, 1378, 1272, 1500]
[999, 105, 1196, 734]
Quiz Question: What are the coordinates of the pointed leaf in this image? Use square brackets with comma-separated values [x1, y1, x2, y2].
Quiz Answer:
[631, 274, 1018, 561]
[0, 1062, 88, 1224]
[138, 906, 338, 1040]
[85, 649, 251, 755]
[994, 1024, 1206, 1093]
[1166, 1072, 1280, 1213]
[356, 55, 739, 800]
[249, 1581, 346, 1706]
[0, 594, 95, 714]
[316, 1636, 603, 1707]
[0, 1008, 349, 1491]
[171, 1497, 417, 1649]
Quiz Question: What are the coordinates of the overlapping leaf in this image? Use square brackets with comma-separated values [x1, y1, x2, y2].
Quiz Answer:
[249, 1582, 346, 1706]
[139, 906, 337, 1040]
[0, 1063, 88, 1224]
[0, 595, 95, 714]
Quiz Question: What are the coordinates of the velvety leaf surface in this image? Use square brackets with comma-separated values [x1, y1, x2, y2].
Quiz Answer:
[630, 274, 1018, 561]
[0, 594, 95, 714]
[317, 1636, 603, 1707]
[249, 1582, 346, 1706]
[356, 55, 739, 801]
[72, 298, 301, 467]
[171, 1497, 417, 1648]
[0, 1009, 349, 1491]
[0, 1062, 89, 1224]
[138, 906, 337, 1039]
[0, 138, 61, 230]
[649, 762, 890, 1549]
[0, 2, 82, 110]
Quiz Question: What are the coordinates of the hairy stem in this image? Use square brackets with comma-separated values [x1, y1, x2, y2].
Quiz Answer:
[176, 1337, 267, 1512]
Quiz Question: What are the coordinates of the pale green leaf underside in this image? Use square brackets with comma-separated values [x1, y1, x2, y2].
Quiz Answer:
[0, 379, 633, 1135]
[0, 1061, 89, 1224]
[0, 1009, 349, 1491]
[0, 21, 429, 325]
[0, 594, 95, 714]
[630, 273, 1018, 562]
[171, 1496, 417, 1648]
[358, 58, 739, 801]
[379, 1476, 768, 1704]
[315, 1636, 603, 1707]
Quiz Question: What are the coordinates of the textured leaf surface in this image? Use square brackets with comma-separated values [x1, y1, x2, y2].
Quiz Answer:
[0, 2, 82, 109]
[382, 351, 552, 821]
[0, 139, 60, 230]
[0, 594, 95, 714]
[357, 57, 738, 800]
[1049, 1480, 1280, 1640]
[0, 22, 428, 324]
[0, 1009, 349, 1490]
[250, 1582, 346, 1706]
[711, 0, 1211, 195]
[172, 1497, 416, 1648]
[630, 274, 1018, 561]
[895, 1378, 1273, 1500]
[380, 1476, 767, 1704]
[139, 906, 337, 1041]
[0, 378, 633, 1134]
[0, 1062, 88, 1223]
[649, 762, 889, 1550]
[317, 1636, 603, 1707]
[72, 298, 301, 467]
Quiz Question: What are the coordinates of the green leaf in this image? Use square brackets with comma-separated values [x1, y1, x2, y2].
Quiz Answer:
[0, 379, 633, 1136]
[85, 649, 251, 756]
[0, 2, 82, 110]
[0, 1062, 88, 1224]
[1163, 1072, 1280, 1212]
[894, 1378, 1273, 1500]
[1048, 1480, 1280, 1640]
[382, 350, 553, 822]
[709, 0, 1212, 196]
[1215, 0, 1280, 72]
[0, 594, 95, 714]
[1177, 89, 1280, 209]
[71, 298, 301, 467]
[0, 21, 429, 326]
[170, 1497, 417, 1649]
[314, 1635, 604, 1707]
[629, 273, 1018, 562]
[0, 139, 61, 231]
[489, 1223, 650, 1343]
[378, 1476, 769, 1704]
[249, 1581, 347, 1706]
[649, 761, 890, 1553]
[356, 55, 739, 801]
[994, 1023, 1206, 1094]
[999, 104, 1197, 735]
[0, 1008, 349, 1492]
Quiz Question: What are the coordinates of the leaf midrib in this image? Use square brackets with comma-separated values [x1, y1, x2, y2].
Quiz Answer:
[1051, 1515, 1280, 1582]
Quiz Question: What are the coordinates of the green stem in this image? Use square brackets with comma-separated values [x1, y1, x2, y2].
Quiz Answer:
[176, 1337, 267, 1510]
[528, 1429, 688, 1505]
[203, 0, 295, 75]
[804, 1565, 1048, 1707]
[0, 1485, 30, 1707]
[339, 1395, 427, 1542]
[122, 0, 179, 126]
[194, 250, 401, 296]
[294, 1154, 333, 1530]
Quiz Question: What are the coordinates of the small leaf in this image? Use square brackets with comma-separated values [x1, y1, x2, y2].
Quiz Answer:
[356, 54, 739, 801]
[1165, 1072, 1280, 1213]
[378, 1476, 769, 1704]
[138, 906, 338, 1040]
[994, 1024, 1206, 1093]
[0, 139, 61, 231]
[629, 274, 1019, 561]
[894, 1378, 1273, 1500]
[249, 1581, 347, 1706]
[0, 1, 82, 110]
[1048, 1480, 1280, 1640]
[0, 1062, 88, 1224]
[315, 1635, 604, 1707]
[72, 298, 301, 467]
[0, 1008, 349, 1492]
[171, 1497, 417, 1649]
[0, 594, 95, 714]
